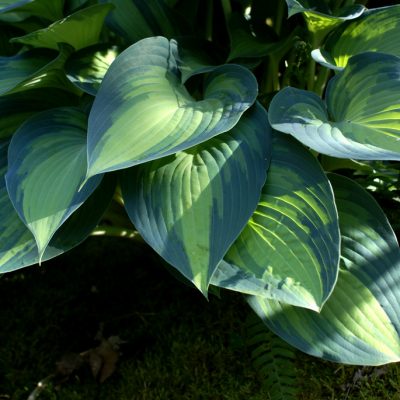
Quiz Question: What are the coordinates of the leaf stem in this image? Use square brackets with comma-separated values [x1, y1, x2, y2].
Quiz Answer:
[205, 0, 214, 40]
[306, 33, 323, 92]
[220, 0, 232, 22]
[274, 0, 286, 36]
[313, 66, 331, 96]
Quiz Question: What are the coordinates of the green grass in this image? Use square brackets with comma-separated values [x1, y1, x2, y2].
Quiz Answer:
[1, 237, 400, 400]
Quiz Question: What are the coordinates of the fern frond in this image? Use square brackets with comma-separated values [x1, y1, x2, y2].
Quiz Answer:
[246, 312, 299, 400]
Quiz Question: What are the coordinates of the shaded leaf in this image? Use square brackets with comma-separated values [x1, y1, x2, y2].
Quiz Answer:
[0, 44, 79, 96]
[176, 37, 222, 83]
[227, 13, 300, 62]
[100, 0, 182, 43]
[269, 52, 400, 160]
[0, 88, 80, 139]
[248, 174, 400, 366]
[0, 0, 63, 23]
[212, 134, 340, 311]
[121, 103, 271, 294]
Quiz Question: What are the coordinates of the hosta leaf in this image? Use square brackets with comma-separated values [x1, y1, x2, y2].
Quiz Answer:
[286, 0, 365, 35]
[314, 5, 400, 69]
[0, 0, 63, 22]
[100, 0, 181, 43]
[0, 88, 79, 139]
[0, 44, 79, 96]
[248, 174, 400, 365]
[5, 108, 102, 260]
[212, 134, 339, 311]
[85, 36, 257, 179]
[121, 103, 271, 295]
[0, 138, 115, 273]
[10, 4, 114, 50]
[269, 52, 400, 160]
[65, 44, 119, 96]
[310, 48, 342, 71]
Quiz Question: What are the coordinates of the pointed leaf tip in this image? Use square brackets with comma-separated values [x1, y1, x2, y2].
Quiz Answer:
[248, 174, 400, 365]
[212, 133, 340, 310]
[121, 103, 272, 294]
[5, 108, 102, 258]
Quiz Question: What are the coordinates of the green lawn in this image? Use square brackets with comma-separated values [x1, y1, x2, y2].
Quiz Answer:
[1, 237, 399, 400]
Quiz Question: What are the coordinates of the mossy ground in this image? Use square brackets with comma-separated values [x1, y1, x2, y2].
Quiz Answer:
[1, 237, 399, 400]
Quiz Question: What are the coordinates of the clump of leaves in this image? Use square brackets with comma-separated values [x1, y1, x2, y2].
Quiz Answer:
[0, 0, 400, 370]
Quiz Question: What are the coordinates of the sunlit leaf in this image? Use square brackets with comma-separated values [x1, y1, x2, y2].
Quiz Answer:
[314, 5, 400, 69]
[269, 52, 400, 160]
[212, 134, 340, 311]
[285, 0, 365, 36]
[85, 36, 258, 179]
[248, 174, 400, 365]
[10, 3, 114, 50]
[65, 44, 119, 96]
[121, 103, 271, 295]
[5, 108, 102, 260]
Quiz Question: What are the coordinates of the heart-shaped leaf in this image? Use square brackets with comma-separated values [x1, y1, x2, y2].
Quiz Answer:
[5, 107, 103, 260]
[121, 103, 271, 295]
[269, 52, 400, 160]
[248, 174, 400, 366]
[10, 3, 114, 50]
[65, 44, 119, 96]
[313, 5, 400, 69]
[212, 133, 340, 311]
[85, 36, 258, 179]
[0, 139, 115, 273]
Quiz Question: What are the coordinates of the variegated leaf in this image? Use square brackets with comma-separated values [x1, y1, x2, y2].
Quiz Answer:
[249, 174, 400, 365]
[5, 108, 102, 260]
[85, 36, 258, 179]
[269, 53, 400, 160]
[121, 103, 271, 295]
[212, 134, 340, 311]
[313, 5, 400, 69]
[0, 139, 115, 273]
[65, 44, 119, 96]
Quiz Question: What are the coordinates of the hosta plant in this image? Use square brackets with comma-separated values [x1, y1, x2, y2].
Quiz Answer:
[1, 0, 400, 368]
